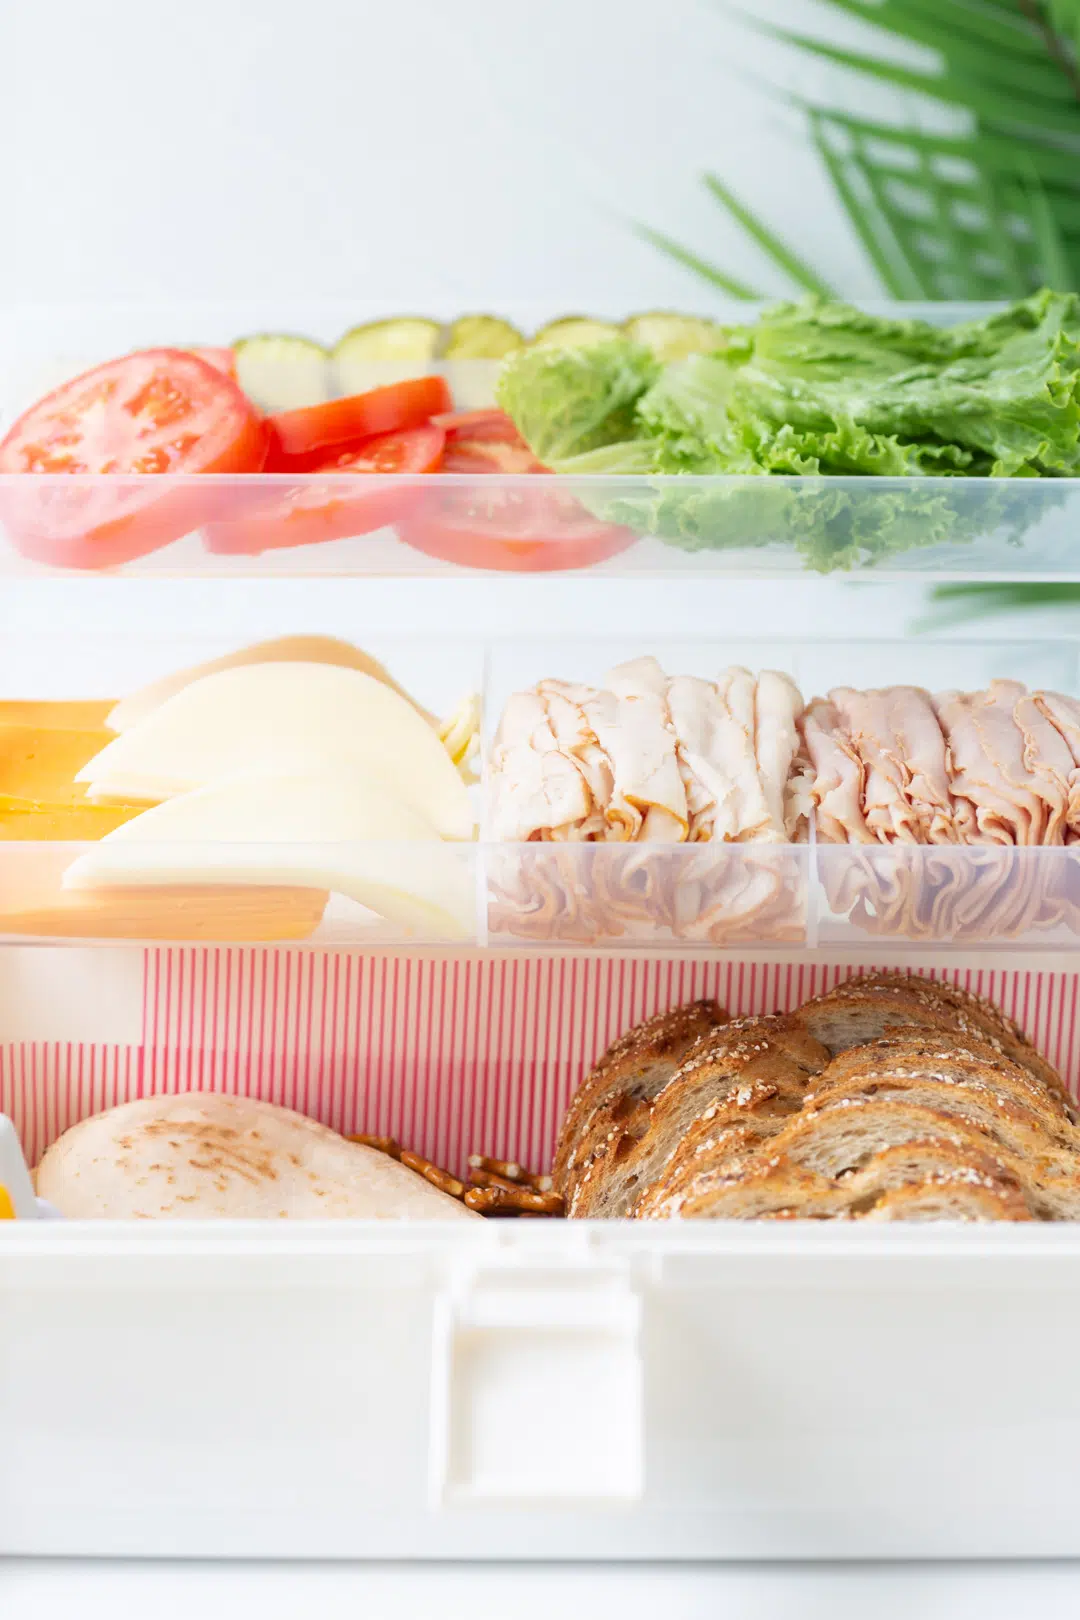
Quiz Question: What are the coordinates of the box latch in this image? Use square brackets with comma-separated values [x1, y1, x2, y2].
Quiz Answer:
[429, 1255, 643, 1507]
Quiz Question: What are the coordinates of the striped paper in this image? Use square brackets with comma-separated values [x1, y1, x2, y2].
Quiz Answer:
[3, 950, 1077, 1173]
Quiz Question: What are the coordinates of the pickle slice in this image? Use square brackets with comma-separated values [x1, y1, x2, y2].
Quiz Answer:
[442, 315, 524, 359]
[233, 334, 331, 412]
[440, 316, 524, 409]
[333, 318, 442, 393]
[622, 312, 726, 360]
[530, 317, 622, 349]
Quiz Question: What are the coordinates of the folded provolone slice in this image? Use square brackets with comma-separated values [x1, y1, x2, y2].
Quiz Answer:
[79, 662, 475, 840]
[63, 767, 475, 940]
[106, 635, 436, 733]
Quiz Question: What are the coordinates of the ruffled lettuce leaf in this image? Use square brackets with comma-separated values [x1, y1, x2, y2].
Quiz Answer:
[595, 477, 1054, 573]
[499, 291, 1080, 571]
[495, 339, 658, 465]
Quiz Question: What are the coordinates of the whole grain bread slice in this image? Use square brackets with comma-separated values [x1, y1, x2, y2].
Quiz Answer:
[799, 972, 1071, 1114]
[568, 1015, 828, 1218]
[768, 1096, 1031, 1182]
[808, 1033, 1074, 1140]
[646, 1126, 1033, 1222]
[553, 998, 728, 1201]
[639, 1094, 1036, 1218]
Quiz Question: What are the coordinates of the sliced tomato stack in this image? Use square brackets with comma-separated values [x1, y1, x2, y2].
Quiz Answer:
[0, 349, 268, 569]
[0, 353, 638, 571]
[398, 407, 635, 573]
[204, 376, 453, 555]
[206, 423, 447, 554]
[435, 409, 546, 474]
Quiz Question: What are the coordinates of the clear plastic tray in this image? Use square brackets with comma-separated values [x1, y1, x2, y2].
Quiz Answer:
[2, 300, 1079, 581]
[1, 469, 1078, 580]
[4, 626, 1080, 952]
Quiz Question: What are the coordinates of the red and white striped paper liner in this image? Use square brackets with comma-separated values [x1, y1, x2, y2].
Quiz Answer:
[3, 950, 1078, 1173]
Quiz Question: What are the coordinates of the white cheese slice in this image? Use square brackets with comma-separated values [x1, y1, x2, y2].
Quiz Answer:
[79, 661, 475, 841]
[106, 635, 436, 733]
[63, 767, 475, 941]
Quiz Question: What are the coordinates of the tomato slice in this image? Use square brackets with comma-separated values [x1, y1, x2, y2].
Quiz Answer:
[0, 348, 267, 570]
[440, 438, 545, 473]
[433, 409, 524, 443]
[267, 375, 453, 463]
[204, 424, 445, 555]
[433, 408, 546, 473]
[398, 484, 636, 572]
[189, 346, 238, 380]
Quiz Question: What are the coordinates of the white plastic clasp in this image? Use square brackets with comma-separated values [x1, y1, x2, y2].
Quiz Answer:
[429, 1242, 643, 1508]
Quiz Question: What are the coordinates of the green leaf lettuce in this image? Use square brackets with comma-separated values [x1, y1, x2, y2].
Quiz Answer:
[497, 292, 1080, 570]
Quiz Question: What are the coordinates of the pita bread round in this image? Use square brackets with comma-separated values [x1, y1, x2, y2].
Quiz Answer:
[35, 1092, 478, 1220]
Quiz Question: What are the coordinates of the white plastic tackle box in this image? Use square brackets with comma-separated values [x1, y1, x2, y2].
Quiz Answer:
[5, 305, 1080, 1564]
[6, 943, 1080, 1560]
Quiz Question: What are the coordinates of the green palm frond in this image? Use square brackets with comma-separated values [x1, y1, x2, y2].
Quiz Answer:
[700, 174, 838, 297]
[644, 0, 1080, 301]
[1045, 0, 1080, 72]
[920, 582, 1080, 628]
[635, 225, 764, 299]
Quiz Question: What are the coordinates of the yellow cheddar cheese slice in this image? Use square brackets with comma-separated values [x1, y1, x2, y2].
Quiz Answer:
[0, 845, 329, 941]
[0, 886, 329, 941]
[0, 725, 118, 805]
[0, 802, 145, 840]
[0, 886, 328, 941]
[0, 725, 148, 837]
[0, 701, 115, 731]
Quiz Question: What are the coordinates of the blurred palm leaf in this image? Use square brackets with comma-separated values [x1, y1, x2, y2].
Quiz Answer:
[918, 582, 1080, 627]
[1047, 0, 1080, 61]
[644, 0, 1080, 300]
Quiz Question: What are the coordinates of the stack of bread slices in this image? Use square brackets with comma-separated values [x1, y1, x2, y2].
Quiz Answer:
[554, 974, 1080, 1221]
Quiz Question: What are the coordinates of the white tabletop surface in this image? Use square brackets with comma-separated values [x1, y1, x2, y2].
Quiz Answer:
[8, 1559, 1080, 1618]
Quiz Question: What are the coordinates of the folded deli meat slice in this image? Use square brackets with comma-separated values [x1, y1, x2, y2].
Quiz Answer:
[486, 841, 806, 945]
[1035, 689, 1080, 834]
[803, 679, 1080, 853]
[818, 843, 1075, 943]
[489, 657, 809, 846]
[932, 681, 1071, 847]
[830, 686, 956, 845]
[801, 699, 871, 845]
[755, 671, 812, 841]
[486, 691, 594, 842]
[576, 673, 687, 841]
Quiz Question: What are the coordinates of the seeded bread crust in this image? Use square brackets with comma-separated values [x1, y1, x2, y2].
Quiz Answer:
[556, 972, 1074, 1224]
[634, 1034, 1080, 1222]
[798, 972, 1072, 1114]
[569, 1015, 827, 1218]
[553, 999, 728, 1203]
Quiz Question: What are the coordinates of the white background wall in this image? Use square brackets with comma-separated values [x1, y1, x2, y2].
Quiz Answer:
[1, 0, 906, 312]
[0, 0, 1062, 651]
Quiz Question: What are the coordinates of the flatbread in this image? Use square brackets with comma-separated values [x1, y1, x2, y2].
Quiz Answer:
[35, 1092, 477, 1219]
